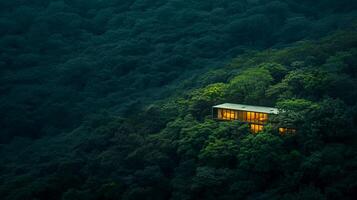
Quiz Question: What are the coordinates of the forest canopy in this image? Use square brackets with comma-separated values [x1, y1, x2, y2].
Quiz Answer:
[1, 0, 357, 141]
[0, 0, 357, 200]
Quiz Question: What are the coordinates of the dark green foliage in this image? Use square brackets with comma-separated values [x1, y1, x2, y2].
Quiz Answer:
[1, 0, 357, 142]
[1, 30, 357, 199]
[227, 68, 274, 105]
[1, 1, 357, 200]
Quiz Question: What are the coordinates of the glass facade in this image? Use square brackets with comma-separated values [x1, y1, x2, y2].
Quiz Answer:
[250, 124, 263, 133]
[217, 108, 268, 124]
[214, 107, 295, 135]
[216, 108, 269, 133]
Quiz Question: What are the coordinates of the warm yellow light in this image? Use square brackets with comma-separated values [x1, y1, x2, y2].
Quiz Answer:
[279, 128, 285, 134]
[218, 109, 236, 120]
[279, 127, 296, 135]
[250, 124, 263, 133]
[247, 112, 251, 121]
[259, 113, 268, 123]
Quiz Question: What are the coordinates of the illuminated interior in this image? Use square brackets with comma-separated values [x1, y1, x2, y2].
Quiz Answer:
[217, 108, 268, 124]
[279, 127, 296, 135]
[250, 124, 264, 133]
[215, 107, 295, 135]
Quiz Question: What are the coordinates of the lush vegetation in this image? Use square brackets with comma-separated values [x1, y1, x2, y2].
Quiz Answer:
[1, 31, 356, 200]
[0, 0, 357, 200]
[1, 0, 357, 142]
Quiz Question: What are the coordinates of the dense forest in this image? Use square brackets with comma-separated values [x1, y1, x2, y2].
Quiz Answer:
[0, 0, 357, 200]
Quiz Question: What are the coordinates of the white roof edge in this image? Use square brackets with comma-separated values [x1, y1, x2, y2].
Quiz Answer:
[213, 103, 278, 114]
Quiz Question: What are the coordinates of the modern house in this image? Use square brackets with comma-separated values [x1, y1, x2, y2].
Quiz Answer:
[212, 103, 294, 134]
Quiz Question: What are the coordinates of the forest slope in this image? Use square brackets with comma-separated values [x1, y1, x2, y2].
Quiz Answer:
[1, 30, 356, 200]
[1, 0, 357, 142]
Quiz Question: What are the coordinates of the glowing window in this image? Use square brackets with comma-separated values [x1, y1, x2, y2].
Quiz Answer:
[247, 112, 251, 122]
[279, 127, 296, 135]
[259, 113, 268, 124]
[218, 109, 238, 120]
[250, 124, 263, 133]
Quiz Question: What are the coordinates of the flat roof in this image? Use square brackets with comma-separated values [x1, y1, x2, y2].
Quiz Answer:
[213, 103, 278, 114]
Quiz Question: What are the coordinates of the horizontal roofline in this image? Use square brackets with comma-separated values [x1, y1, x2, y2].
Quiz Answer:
[213, 103, 278, 114]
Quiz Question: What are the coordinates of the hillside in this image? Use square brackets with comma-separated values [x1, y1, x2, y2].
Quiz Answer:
[1, 1, 357, 200]
[1, 0, 357, 142]
[1, 30, 357, 199]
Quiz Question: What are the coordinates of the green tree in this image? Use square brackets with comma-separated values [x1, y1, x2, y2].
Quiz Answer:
[227, 68, 273, 105]
[237, 133, 284, 174]
[189, 83, 228, 119]
[198, 138, 238, 168]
